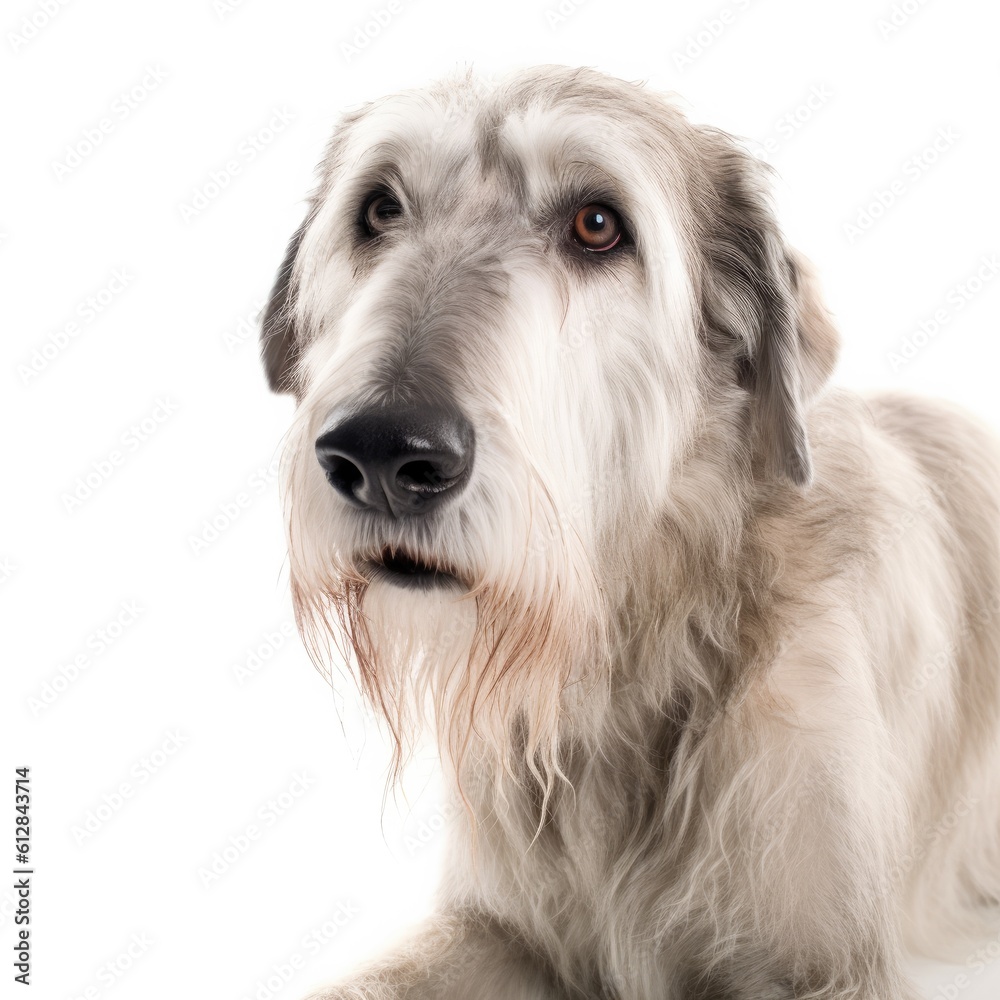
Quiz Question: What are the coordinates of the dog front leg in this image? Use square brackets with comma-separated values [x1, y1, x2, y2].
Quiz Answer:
[677, 679, 921, 1000]
[305, 910, 567, 1000]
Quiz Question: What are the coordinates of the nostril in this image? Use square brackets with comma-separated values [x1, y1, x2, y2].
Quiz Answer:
[322, 454, 364, 498]
[396, 459, 461, 496]
[315, 402, 474, 516]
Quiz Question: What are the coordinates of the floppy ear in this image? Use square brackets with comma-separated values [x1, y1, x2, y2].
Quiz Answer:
[785, 248, 839, 402]
[695, 132, 839, 487]
[260, 223, 307, 395]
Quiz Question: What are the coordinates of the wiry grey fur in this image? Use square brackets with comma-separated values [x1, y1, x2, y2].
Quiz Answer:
[260, 66, 1000, 1000]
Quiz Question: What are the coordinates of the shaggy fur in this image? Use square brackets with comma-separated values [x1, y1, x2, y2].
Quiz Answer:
[260, 66, 1000, 1000]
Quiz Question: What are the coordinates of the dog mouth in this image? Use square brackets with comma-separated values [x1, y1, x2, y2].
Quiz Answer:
[365, 546, 463, 590]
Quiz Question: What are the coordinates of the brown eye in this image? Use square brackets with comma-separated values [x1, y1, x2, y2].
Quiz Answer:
[363, 192, 403, 234]
[572, 204, 622, 251]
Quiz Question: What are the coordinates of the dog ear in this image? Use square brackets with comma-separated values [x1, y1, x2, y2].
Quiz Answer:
[696, 134, 839, 487]
[260, 224, 307, 395]
[785, 248, 839, 403]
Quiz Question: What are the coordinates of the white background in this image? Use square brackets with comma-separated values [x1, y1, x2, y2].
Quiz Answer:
[4, 0, 1000, 998]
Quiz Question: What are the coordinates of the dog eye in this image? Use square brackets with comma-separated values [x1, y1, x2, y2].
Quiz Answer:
[363, 192, 403, 235]
[572, 204, 622, 252]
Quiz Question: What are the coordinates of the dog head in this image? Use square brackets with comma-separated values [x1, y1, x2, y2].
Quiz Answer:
[260, 66, 838, 778]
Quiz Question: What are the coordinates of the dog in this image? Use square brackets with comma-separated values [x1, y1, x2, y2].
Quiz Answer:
[259, 65, 1000, 1000]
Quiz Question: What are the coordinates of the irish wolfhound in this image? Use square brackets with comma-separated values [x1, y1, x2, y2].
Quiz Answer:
[260, 66, 1000, 1000]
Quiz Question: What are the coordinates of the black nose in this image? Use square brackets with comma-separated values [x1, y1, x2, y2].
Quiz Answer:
[315, 402, 475, 517]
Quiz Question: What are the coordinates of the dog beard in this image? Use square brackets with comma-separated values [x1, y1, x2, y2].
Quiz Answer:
[288, 518, 608, 803]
